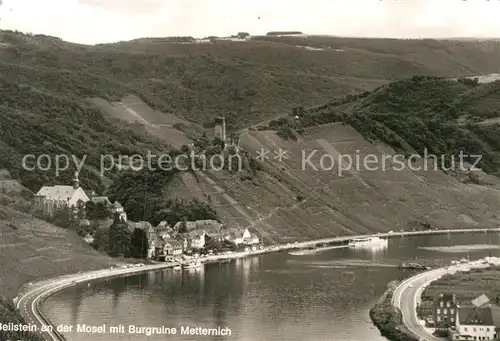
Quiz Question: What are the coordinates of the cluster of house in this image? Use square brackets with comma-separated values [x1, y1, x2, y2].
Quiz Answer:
[425, 292, 500, 340]
[32, 173, 260, 259]
[146, 219, 260, 261]
[33, 172, 127, 221]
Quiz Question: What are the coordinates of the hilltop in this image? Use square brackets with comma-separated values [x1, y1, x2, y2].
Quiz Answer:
[3, 30, 500, 191]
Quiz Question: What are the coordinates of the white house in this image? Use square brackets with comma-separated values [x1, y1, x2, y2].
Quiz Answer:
[34, 172, 89, 216]
[156, 221, 173, 240]
[163, 240, 183, 257]
[83, 233, 94, 244]
[453, 306, 496, 340]
[111, 201, 127, 221]
[224, 228, 259, 246]
[187, 230, 206, 249]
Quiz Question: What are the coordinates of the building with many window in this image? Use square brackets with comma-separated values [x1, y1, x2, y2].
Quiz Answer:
[34, 172, 89, 216]
[433, 293, 457, 330]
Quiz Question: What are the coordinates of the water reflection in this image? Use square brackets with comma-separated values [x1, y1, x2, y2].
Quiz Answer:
[349, 243, 388, 260]
[43, 233, 500, 341]
[70, 289, 83, 326]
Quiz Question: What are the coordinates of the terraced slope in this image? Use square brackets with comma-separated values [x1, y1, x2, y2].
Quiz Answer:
[87, 95, 201, 148]
[121, 120, 500, 244]
[0, 207, 116, 300]
[101, 77, 500, 244]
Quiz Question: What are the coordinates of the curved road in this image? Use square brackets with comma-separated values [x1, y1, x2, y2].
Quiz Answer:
[13, 228, 500, 341]
[392, 259, 493, 341]
[16, 264, 171, 341]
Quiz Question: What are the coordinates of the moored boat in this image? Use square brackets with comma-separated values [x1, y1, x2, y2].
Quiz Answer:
[348, 236, 388, 247]
[182, 261, 202, 270]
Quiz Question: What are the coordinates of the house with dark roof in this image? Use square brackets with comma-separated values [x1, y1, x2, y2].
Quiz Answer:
[433, 293, 457, 330]
[490, 304, 500, 339]
[453, 304, 496, 340]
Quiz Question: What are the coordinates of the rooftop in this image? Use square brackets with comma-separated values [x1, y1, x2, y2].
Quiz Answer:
[36, 185, 79, 201]
[472, 294, 491, 308]
[166, 240, 182, 248]
[91, 196, 111, 205]
[174, 219, 222, 232]
[128, 221, 153, 232]
[458, 306, 494, 326]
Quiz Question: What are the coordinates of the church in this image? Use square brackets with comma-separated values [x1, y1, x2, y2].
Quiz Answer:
[34, 172, 90, 216]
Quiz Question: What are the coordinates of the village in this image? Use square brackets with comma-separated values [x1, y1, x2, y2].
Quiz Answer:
[31, 172, 262, 266]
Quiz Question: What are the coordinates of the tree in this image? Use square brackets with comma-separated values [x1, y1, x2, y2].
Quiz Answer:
[204, 235, 222, 250]
[86, 201, 110, 220]
[108, 213, 131, 257]
[92, 227, 109, 252]
[130, 228, 149, 258]
[75, 200, 86, 219]
[178, 217, 188, 233]
[51, 207, 75, 229]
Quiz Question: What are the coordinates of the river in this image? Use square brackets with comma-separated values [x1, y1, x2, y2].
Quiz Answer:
[43, 232, 500, 341]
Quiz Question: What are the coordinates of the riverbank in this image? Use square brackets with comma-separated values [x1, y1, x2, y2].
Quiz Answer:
[369, 280, 418, 341]
[11, 228, 500, 341]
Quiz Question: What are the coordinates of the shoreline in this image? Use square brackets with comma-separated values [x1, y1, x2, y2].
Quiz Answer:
[369, 280, 419, 341]
[13, 227, 500, 341]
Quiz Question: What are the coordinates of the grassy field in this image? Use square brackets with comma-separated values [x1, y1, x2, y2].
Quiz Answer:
[0, 206, 118, 301]
[423, 266, 500, 305]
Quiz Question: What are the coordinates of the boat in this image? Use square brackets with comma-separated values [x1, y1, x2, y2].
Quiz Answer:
[348, 237, 388, 247]
[182, 261, 202, 270]
[289, 247, 317, 256]
[173, 265, 182, 271]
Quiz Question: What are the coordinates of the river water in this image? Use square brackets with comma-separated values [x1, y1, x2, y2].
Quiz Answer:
[43, 232, 500, 341]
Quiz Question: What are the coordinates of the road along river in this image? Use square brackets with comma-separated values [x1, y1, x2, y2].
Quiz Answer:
[32, 231, 500, 341]
[392, 257, 500, 341]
